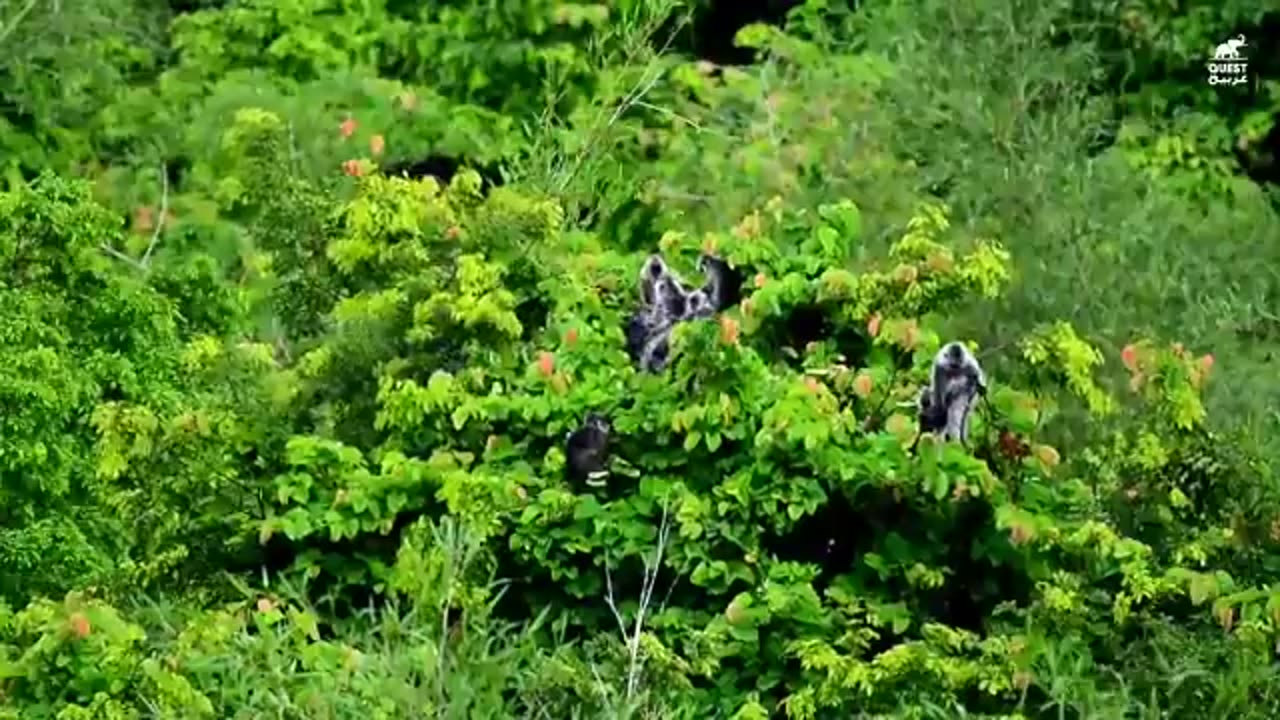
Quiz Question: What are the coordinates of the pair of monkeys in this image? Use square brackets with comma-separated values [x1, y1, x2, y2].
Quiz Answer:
[565, 338, 989, 485]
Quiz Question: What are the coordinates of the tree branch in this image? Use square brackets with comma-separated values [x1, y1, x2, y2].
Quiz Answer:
[140, 163, 169, 268]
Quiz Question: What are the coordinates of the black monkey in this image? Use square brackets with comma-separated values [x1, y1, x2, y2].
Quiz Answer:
[696, 253, 743, 312]
[565, 413, 612, 486]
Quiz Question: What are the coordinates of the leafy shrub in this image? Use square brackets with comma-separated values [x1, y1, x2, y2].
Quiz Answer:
[28, 107, 1259, 718]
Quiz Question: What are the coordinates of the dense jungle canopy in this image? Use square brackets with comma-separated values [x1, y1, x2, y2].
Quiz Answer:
[1, 0, 1279, 717]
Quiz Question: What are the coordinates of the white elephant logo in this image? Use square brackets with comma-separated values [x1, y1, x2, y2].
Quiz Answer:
[1214, 34, 1247, 60]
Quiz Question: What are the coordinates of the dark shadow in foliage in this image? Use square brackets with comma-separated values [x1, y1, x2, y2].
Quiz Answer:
[765, 483, 1033, 635]
[380, 154, 505, 193]
[0, 106, 44, 181]
[487, 528, 654, 645]
[163, 156, 191, 189]
[764, 487, 862, 590]
[921, 497, 1033, 634]
[590, 196, 664, 250]
[660, 0, 806, 66]
[505, 255, 551, 343]
[1241, 119, 1280, 187]
[166, 0, 232, 12]
[1235, 12, 1280, 189]
[241, 505, 444, 620]
[752, 303, 885, 371]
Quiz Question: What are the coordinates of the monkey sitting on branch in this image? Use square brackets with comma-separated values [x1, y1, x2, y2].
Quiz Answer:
[913, 341, 987, 450]
[565, 412, 612, 487]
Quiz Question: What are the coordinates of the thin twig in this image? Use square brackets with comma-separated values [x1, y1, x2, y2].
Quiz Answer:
[140, 163, 169, 268]
[552, 3, 689, 195]
[556, 65, 666, 194]
[0, 0, 40, 50]
[99, 164, 170, 272]
[866, 363, 902, 427]
[98, 243, 144, 271]
[587, 660, 617, 714]
[649, 186, 713, 204]
[631, 101, 711, 133]
[602, 500, 673, 701]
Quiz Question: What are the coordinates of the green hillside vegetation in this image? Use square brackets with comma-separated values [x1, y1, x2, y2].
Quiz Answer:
[1, 0, 1279, 717]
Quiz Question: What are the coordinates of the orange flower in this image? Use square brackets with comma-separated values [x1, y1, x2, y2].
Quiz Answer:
[342, 159, 364, 177]
[867, 313, 881, 337]
[719, 315, 740, 345]
[852, 373, 873, 399]
[339, 117, 357, 139]
[68, 613, 91, 639]
[1120, 344, 1138, 371]
[369, 134, 385, 156]
[536, 351, 555, 377]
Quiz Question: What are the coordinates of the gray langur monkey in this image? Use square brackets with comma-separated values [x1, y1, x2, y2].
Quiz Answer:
[627, 255, 685, 369]
[626, 253, 733, 373]
[682, 288, 715, 320]
[914, 341, 988, 448]
[636, 290, 713, 371]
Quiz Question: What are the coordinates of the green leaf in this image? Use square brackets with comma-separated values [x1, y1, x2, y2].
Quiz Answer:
[1189, 573, 1215, 606]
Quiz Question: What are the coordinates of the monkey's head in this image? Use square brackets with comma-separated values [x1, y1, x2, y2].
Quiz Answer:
[584, 413, 611, 436]
[936, 342, 974, 378]
[941, 341, 967, 365]
[684, 289, 714, 319]
[936, 341, 988, 394]
[643, 255, 666, 279]
[640, 255, 668, 305]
